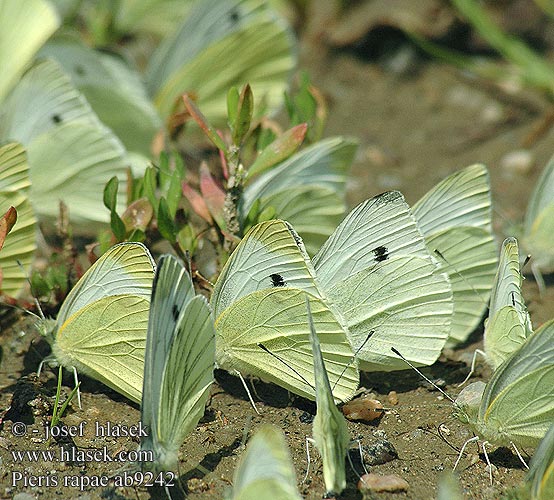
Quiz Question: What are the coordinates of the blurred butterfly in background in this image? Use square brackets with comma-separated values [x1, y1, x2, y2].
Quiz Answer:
[211, 219, 359, 403]
[412, 164, 498, 345]
[527, 422, 554, 500]
[228, 424, 302, 500]
[38, 242, 155, 405]
[140, 254, 215, 473]
[0, 142, 36, 298]
[522, 154, 554, 293]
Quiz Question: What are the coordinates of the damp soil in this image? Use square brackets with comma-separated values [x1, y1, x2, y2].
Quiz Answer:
[2, 18, 554, 500]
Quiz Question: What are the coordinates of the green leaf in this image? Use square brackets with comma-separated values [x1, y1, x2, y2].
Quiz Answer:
[248, 123, 307, 179]
[157, 197, 177, 243]
[166, 169, 182, 218]
[182, 94, 228, 153]
[110, 210, 126, 241]
[103, 176, 119, 211]
[232, 84, 253, 146]
[177, 223, 197, 255]
[143, 166, 158, 215]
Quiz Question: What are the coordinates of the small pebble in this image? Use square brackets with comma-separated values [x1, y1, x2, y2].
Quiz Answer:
[342, 396, 384, 422]
[387, 391, 398, 405]
[358, 473, 409, 493]
[501, 149, 534, 176]
[363, 439, 398, 465]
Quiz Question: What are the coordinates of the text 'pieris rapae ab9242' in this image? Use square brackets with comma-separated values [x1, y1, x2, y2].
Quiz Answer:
[306, 297, 350, 496]
[211, 218, 359, 403]
[37, 242, 155, 404]
[228, 424, 302, 500]
[412, 164, 498, 345]
[140, 254, 215, 473]
[454, 319, 554, 470]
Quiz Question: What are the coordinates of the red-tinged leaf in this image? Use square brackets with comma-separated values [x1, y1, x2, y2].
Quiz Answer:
[247, 123, 308, 179]
[182, 94, 228, 154]
[200, 163, 226, 230]
[182, 182, 213, 224]
[120, 198, 154, 232]
[0, 206, 17, 251]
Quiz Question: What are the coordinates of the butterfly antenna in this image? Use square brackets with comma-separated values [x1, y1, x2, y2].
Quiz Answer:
[390, 347, 455, 404]
[332, 331, 374, 392]
[257, 343, 315, 391]
[458, 348, 486, 387]
[522, 254, 531, 270]
[17, 259, 45, 320]
[433, 249, 487, 306]
[233, 370, 260, 415]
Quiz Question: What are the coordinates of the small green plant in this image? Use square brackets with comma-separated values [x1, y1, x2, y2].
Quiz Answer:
[47, 365, 80, 445]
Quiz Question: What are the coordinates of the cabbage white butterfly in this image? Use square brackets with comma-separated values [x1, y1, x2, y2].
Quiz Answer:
[307, 297, 350, 496]
[455, 319, 554, 475]
[412, 164, 498, 344]
[484, 237, 532, 370]
[0, 142, 36, 298]
[140, 254, 215, 472]
[313, 190, 453, 371]
[527, 422, 554, 500]
[523, 154, 554, 292]
[229, 424, 302, 499]
[38, 242, 155, 404]
[211, 219, 359, 403]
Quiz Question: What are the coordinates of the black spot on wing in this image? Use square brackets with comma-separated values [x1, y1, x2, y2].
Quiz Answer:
[270, 274, 286, 287]
[74, 65, 85, 76]
[51, 114, 62, 124]
[172, 304, 180, 321]
[372, 246, 389, 262]
[511, 291, 516, 307]
[229, 8, 239, 23]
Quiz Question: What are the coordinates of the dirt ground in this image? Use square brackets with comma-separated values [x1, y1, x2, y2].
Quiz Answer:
[2, 10, 554, 500]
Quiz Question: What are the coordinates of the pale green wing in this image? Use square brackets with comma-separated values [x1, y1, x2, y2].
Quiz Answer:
[484, 237, 531, 368]
[528, 423, 554, 500]
[484, 307, 528, 371]
[56, 242, 155, 327]
[26, 121, 128, 224]
[425, 227, 497, 344]
[308, 298, 349, 495]
[313, 191, 433, 290]
[141, 254, 195, 454]
[230, 424, 301, 500]
[326, 255, 452, 371]
[148, 0, 295, 120]
[0, 143, 36, 297]
[211, 220, 321, 318]
[477, 320, 554, 447]
[53, 294, 150, 403]
[242, 138, 357, 255]
[0, 0, 59, 102]
[38, 37, 161, 155]
[142, 255, 215, 472]
[412, 164, 492, 235]
[523, 204, 554, 271]
[0, 58, 100, 143]
[412, 164, 496, 344]
[524, 155, 554, 238]
[215, 288, 358, 402]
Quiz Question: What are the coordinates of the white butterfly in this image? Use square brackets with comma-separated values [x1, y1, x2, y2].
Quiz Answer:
[140, 254, 215, 472]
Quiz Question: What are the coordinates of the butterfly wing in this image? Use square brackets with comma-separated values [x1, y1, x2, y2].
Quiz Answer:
[142, 255, 215, 472]
[478, 320, 554, 448]
[484, 237, 532, 369]
[308, 298, 350, 495]
[313, 191, 452, 369]
[0, 143, 36, 297]
[56, 242, 155, 327]
[528, 422, 554, 500]
[412, 164, 497, 344]
[231, 424, 302, 500]
[0, 0, 59, 102]
[53, 294, 150, 403]
[242, 138, 358, 254]
[524, 154, 554, 242]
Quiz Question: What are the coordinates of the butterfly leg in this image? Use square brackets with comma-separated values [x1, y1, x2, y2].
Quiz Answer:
[458, 349, 486, 387]
[73, 366, 82, 409]
[234, 370, 260, 415]
[453, 435, 479, 471]
[481, 441, 495, 485]
[302, 437, 315, 484]
[532, 262, 546, 296]
[511, 442, 529, 470]
[36, 359, 45, 377]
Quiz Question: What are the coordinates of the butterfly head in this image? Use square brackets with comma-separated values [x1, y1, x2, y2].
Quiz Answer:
[453, 381, 484, 424]
[35, 317, 57, 344]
